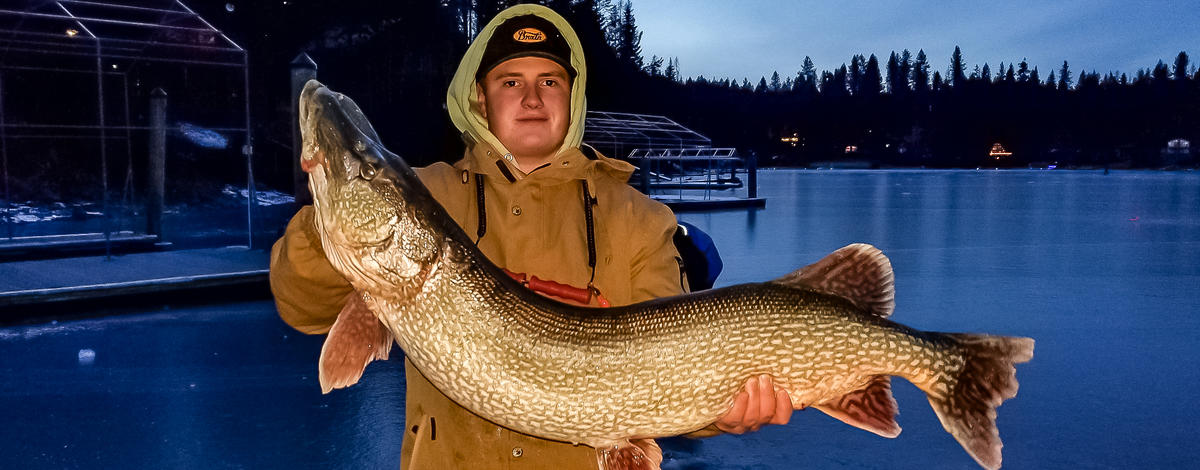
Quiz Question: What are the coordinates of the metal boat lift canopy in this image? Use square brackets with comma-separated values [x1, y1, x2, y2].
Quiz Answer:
[0, 1, 258, 252]
[0, 0, 246, 69]
[583, 110, 711, 158]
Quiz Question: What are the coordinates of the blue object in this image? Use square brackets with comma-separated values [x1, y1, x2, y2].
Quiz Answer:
[674, 220, 723, 290]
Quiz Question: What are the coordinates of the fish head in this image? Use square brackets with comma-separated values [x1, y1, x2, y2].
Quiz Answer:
[299, 80, 444, 293]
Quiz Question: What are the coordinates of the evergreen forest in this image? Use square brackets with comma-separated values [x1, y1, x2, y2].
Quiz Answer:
[194, 0, 1199, 189]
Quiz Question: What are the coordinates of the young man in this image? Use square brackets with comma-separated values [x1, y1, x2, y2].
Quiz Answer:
[270, 4, 790, 468]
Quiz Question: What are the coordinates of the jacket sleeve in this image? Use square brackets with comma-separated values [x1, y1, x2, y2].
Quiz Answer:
[269, 205, 353, 334]
[628, 202, 689, 303]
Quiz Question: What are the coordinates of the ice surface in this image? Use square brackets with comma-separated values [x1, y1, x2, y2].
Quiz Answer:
[1, 169, 1196, 469]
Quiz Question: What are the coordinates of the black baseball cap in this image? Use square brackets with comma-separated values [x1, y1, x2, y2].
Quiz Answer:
[476, 14, 576, 82]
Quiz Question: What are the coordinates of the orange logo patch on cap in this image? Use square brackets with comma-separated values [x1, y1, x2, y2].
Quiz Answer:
[513, 28, 546, 43]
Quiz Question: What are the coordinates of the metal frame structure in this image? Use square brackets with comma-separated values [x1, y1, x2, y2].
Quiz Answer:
[627, 147, 743, 197]
[0, 0, 255, 253]
[582, 111, 753, 201]
[583, 110, 711, 158]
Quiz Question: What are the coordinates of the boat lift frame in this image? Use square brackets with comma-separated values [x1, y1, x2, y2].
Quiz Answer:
[0, 0, 256, 254]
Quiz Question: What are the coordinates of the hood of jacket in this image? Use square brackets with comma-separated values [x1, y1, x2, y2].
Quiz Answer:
[445, 4, 632, 183]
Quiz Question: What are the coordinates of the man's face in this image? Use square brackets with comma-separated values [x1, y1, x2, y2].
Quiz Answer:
[477, 57, 571, 168]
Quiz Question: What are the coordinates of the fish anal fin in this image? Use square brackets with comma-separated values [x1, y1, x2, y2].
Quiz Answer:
[774, 243, 895, 318]
[318, 291, 394, 394]
[814, 376, 901, 438]
[594, 439, 662, 470]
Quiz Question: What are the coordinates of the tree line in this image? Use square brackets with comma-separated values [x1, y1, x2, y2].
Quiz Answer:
[194, 0, 1198, 191]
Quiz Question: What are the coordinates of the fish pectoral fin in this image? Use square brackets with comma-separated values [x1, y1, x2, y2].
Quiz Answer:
[594, 439, 662, 470]
[814, 376, 901, 438]
[773, 243, 895, 318]
[318, 291, 394, 394]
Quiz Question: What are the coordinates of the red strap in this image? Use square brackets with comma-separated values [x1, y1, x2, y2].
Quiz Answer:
[502, 269, 610, 307]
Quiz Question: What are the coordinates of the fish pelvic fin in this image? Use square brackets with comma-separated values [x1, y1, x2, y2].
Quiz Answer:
[318, 291, 394, 394]
[773, 243, 895, 318]
[594, 439, 662, 470]
[926, 334, 1035, 470]
[814, 375, 901, 438]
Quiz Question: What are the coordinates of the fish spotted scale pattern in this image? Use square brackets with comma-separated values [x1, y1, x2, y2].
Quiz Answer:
[299, 80, 1032, 469]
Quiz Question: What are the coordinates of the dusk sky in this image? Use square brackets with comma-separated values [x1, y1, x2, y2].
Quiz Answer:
[634, 0, 1200, 82]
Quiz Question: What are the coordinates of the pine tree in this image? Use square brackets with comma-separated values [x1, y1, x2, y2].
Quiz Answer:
[644, 55, 663, 76]
[994, 62, 1005, 84]
[912, 49, 930, 93]
[664, 57, 677, 81]
[613, 0, 643, 69]
[899, 49, 913, 89]
[1135, 68, 1150, 85]
[1017, 58, 1030, 83]
[1174, 51, 1190, 80]
[931, 71, 943, 92]
[886, 51, 906, 94]
[1101, 72, 1119, 88]
[755, 76, 768, 93]
[849, 54, 864, 95]
[835, 64, 849, 94]
[1058, 60, 1072, 89]
[1005, 64, 1015, 82]
[770, 71, 782, 92]
[949, 45, 966, 87]
[794, 56, 818, 97]
[862, 54, 883, 97]
[981, 63, 991, 82]
[1046, 71, 1057, 89]
[1152, 60, 1169, 82]
[1030, 66, 1040, 84]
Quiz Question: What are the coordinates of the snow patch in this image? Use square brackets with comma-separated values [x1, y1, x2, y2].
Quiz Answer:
[221, 185, 295, 206]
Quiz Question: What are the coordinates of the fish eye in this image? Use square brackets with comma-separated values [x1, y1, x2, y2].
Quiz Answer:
[360, 163, 378, 180]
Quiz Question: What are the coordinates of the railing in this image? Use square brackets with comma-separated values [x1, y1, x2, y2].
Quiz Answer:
[627, 147, 757, 200]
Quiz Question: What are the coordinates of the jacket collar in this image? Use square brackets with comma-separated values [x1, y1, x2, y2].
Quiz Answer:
[455, 139, 635, 186]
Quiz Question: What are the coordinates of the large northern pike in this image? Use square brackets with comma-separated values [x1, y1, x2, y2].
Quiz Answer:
[297, 80, 1033, 470]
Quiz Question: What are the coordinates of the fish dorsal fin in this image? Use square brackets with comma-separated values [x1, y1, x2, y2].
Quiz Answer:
[814, 376, 901, 438]
[773, 243, 895, 318]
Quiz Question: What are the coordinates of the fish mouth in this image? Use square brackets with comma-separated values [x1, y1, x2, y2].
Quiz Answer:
[299, 80, 390, 183]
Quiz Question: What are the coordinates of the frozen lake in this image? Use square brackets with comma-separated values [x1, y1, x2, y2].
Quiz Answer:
[1, 169, 1197, 469]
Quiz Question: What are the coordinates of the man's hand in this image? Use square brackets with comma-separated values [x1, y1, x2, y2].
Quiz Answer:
[715, 375, 793, 434]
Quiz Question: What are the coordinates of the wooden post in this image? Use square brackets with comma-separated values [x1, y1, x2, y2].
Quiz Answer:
[147, 88, 167, 239]
[290, 53, 317, 207]
[746, 150, 758, 199]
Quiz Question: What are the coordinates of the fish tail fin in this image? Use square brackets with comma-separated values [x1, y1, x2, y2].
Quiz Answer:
[924, 334, 1034, 470]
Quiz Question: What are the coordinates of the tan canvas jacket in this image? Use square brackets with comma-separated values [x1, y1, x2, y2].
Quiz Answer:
[270, 4, 702, 468]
